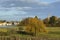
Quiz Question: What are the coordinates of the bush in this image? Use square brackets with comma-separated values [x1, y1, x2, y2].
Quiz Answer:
[18, 16, 47, 36]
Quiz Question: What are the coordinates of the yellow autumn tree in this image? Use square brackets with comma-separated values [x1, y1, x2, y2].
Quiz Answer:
[18, 16, 47, 35]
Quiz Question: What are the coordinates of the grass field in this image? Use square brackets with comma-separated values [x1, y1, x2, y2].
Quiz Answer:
[13, 27, 60, 38]
[12, 27, 60, 40]
[0, 27, 60, 38]
[38, 27, 60, 38]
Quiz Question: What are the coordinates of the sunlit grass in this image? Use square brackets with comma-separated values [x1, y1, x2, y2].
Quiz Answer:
[0, 27, 60, 38]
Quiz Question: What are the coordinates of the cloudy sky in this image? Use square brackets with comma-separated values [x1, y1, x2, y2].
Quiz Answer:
[0, 0, 60, 21]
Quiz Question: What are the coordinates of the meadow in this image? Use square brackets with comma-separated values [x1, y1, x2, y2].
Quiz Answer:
[0, 27, 60, 37]
[0, 27, 60, 40]
[39, 27, 60, 38]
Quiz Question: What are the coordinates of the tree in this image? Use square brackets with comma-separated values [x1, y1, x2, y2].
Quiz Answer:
[49, 16, 58, 26]
[18, 16, 47, 36]
[35, 16, 38, 19]
[0, 20, 6, 23]
[56, 18, 60, 27]
[43, 18, 50, 27]
[43, 18, 49, 24]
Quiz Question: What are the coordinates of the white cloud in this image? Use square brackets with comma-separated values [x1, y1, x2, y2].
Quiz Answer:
[20, 0, 37, 3]
[56, 0, 60, 1]
[0, 7, 28, 16]
[10, 3, 15, 6]
[15, 11, 27, 15]
[0, 0, 49, 8]
[20, 0, 49, 6]
[23, 7, 32, 9]
[0, 6, 32, 11]
[39, 2, 49, 5]
[0, 0, 39, 3]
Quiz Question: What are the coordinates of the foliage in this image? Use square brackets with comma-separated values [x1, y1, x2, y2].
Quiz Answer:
[43, 16, 59, 27]
[0, 20, 6, 23]
[49, 16, 58, 24]
[18, 16, 47, 36]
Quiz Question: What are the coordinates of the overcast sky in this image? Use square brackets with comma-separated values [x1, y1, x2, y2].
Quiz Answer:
[0, 0, 60, 21]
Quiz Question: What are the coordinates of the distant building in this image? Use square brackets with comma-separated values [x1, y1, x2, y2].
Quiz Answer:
[6, 22, 12, 26]
[14, 22, 19, 25]
[0, 21, 19, 26]
[0, 22, 12, 26]
[0, 22, 6, 26]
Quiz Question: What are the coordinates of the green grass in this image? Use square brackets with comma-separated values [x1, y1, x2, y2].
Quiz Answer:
[14, 27, 60, 38]
[0, 27, 60, 38]
[39, 27, 60, 38]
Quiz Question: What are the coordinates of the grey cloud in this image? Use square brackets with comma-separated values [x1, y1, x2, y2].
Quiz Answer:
[0, 0, 60, 21]
[0, 0, 49, 8]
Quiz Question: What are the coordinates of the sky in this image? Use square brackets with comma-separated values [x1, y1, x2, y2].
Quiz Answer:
[40, 0, 58, 3]
[0, 0, 60, 21]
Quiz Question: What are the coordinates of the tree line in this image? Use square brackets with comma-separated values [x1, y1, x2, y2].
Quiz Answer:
[43, 16, 60, 27]
[17, 16, 60, 36]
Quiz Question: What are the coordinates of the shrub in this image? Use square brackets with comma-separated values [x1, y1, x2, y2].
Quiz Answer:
[18, 16, 47, 36]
